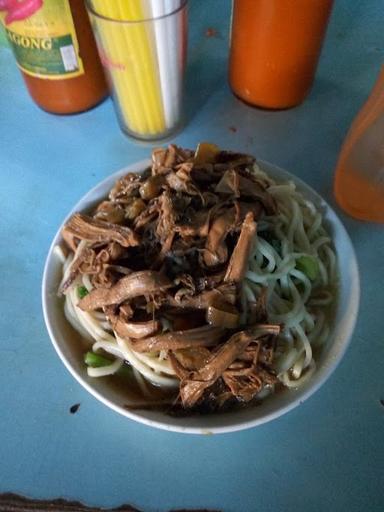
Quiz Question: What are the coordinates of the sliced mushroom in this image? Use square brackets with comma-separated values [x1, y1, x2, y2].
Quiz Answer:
[112, 318, 160, 339]
[78, 271, 172, 310]
[224, 212, 256, 283]
[180, 325, 280, 408]
[94, 201, 126, 224]
[206, 301, 239, 328]
[64, 213, 140, 247]
[129, 325, 225, 353]
[203, 209, 235, 267]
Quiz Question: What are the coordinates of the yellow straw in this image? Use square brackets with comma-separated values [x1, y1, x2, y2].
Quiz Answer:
[114, 0, 156, 133]
[89, 0, 166, 137]
[90, 0, 148, 134]
[121, 0, 166, 133]
[116, 0, 166, 134]
[90, 0, 144, 133]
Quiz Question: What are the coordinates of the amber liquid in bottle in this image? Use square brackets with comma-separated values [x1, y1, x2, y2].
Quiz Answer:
[16, 0, 107, 114]
[334, 67, 384, 223]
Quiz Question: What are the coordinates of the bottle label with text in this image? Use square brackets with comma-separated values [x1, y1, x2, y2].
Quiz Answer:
[0, 0, 84, 79]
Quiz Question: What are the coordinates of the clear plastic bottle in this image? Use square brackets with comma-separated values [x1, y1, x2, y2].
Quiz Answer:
[334, 67, 384, 222]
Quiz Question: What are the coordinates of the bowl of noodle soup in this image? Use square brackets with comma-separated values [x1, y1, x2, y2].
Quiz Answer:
[42, 151, 359, 434]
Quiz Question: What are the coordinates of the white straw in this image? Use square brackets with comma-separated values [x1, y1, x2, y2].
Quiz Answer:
[147, 0, 182, 130]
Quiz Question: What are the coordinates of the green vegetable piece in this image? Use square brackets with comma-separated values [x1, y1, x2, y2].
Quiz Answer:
[84, 351, 112, 368]
[296, 255, 319, 281]
[84, 351, 132, 377]
[77, 286, 89, 299]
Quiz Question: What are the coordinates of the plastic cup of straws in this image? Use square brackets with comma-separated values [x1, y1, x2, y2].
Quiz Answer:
[87, 0, 188, 141]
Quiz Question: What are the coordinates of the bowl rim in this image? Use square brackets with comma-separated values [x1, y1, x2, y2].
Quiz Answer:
[42, 158, 360, 434]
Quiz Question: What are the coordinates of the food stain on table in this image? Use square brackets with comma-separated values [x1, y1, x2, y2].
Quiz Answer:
[205, 27, 219, 38]
[69, 403, 81, 414]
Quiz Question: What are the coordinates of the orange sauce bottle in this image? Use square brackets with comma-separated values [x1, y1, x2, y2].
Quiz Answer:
[334, 67, 384, 223]
[1, 0, 107, 114]
[229, 0, 334, 109]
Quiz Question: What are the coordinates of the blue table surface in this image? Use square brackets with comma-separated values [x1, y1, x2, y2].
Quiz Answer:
[1, 1, 384, 511]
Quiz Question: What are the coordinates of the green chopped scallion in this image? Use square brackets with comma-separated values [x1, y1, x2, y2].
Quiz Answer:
[84, 351, 132, 377]
[77, 286, 89, 299]
[296, 255, 319, 281]
[84, 351, 112, 368]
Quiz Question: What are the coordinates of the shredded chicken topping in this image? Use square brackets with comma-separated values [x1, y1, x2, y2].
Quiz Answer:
[61, 143, 282, 413]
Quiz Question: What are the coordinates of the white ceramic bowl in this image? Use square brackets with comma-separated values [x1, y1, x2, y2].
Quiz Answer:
[42, 160, 359, 434]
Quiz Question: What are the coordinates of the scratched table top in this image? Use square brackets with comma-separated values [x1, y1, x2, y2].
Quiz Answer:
[1, 1, 383, 511]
